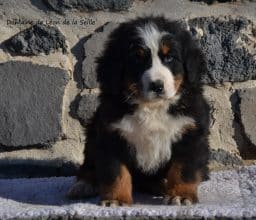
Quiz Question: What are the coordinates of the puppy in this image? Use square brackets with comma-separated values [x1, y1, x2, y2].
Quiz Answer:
[68, 16, 210, 206]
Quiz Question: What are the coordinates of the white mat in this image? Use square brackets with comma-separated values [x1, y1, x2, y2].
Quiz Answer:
[0, 166, 256, 219]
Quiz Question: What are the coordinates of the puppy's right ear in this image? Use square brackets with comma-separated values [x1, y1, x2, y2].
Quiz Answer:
[96, 51, 124, 95]
[96, 26, 128, 96]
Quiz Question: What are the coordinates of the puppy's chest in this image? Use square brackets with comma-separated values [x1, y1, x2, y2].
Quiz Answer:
[111, 106, 194, 173]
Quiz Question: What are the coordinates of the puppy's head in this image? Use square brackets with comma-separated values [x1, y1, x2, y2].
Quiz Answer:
[97, 17, 207, 104]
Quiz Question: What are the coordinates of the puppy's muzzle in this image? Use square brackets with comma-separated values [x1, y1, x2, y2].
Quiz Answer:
[149, 79, 164, 96]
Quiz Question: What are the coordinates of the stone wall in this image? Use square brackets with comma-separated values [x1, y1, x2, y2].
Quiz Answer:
[0, 0, 256, 178]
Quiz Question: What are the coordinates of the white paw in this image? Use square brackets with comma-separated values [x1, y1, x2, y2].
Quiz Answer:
[163, 196, 193, 206]
[100, 200, 130, 207]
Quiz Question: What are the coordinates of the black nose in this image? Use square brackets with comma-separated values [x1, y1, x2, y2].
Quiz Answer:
[149, 80, 164, 94]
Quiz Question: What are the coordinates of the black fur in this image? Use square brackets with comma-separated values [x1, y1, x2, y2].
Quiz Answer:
[78, 16, 210, 198]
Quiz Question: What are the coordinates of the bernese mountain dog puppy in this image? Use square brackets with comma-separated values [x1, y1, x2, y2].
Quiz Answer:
[68, 16, 210, 206]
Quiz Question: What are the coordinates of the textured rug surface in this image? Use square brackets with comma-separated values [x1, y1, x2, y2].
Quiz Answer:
[0, 165, 256, 219]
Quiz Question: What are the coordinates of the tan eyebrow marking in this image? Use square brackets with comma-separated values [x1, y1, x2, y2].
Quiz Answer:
[160, 34, 172, 55]
[174, 74, 183, 91]
[161, 43, 171, 55]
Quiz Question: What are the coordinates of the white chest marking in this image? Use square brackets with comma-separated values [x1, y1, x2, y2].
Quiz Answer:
[111, 103, 195, 173]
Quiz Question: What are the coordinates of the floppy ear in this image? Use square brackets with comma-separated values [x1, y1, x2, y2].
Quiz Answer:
[178, 29, 207, 85]
[185, 46, 207, 84]
[96, 51, 124, 95]
[96, 25, 128, 96]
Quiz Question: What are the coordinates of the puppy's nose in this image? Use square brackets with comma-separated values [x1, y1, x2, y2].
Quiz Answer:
[149, 80, 164, 94]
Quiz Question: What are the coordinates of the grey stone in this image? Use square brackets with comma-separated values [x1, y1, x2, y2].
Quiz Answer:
[77, 93, 99, 124]
[5, 24, 67, 56]
[43, 0, 134, 14]
[210, 149, 243, 166]
[188, 16, 256, 83]
[203, 85, 239, 154]
[82, 23, 119, 88]
[0, 61, 69, 147]
[238, 88, 256, 146]
[238, 165, 256, 206]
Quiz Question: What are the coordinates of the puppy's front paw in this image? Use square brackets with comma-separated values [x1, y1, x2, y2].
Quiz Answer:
[100, 200, 130, 207]
[163, 195, 194, 206]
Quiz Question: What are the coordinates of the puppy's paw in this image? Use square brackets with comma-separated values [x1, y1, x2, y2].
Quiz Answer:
[67, 180, 97, 199]
[163, 195, 194, 206]
[100, 200, 130, 207]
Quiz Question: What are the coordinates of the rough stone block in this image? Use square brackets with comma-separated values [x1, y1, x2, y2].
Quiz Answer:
[210, 149, 242, 168]
[238, 88, 256, 146]
[43, 0, 134, 14]
[82, 23, 118, 88]
[0, 61, 69, 147]
[5, 24, 67, 56]
[188, 16, 256, 83]
[77, 93, 99, 124]
[204, 85, 239, 154]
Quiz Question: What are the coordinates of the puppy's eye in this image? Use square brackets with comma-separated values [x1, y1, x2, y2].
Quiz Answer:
[129, 44, 150, 63]
[136, 48, 145, 57]
[164, 54, 173, 63]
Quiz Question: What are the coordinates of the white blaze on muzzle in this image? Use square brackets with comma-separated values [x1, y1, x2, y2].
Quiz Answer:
[137, 23, 177, 101]
[142, 55, 176, 100]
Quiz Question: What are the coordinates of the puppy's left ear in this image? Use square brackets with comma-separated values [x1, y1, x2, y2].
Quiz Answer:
[185, 46, 207, 84]
[179, 30, 207, 84]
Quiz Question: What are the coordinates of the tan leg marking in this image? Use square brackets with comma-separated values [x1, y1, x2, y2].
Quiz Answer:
[165, 162, 200, 205]
[100, 164, 133, 206]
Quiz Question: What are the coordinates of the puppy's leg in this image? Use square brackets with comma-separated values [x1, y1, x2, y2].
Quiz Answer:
[99, 164, 133, 207]
[164, 162, 200, 206]
[67, 166, 98, 199]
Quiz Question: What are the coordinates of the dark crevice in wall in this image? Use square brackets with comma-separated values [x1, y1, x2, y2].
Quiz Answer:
[0, 134, 66, 153]
[230, 91, 256, 159]
[0, 143, 52, 153]
[0, 162, 78, 178]
[190, 0, 251, 4]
